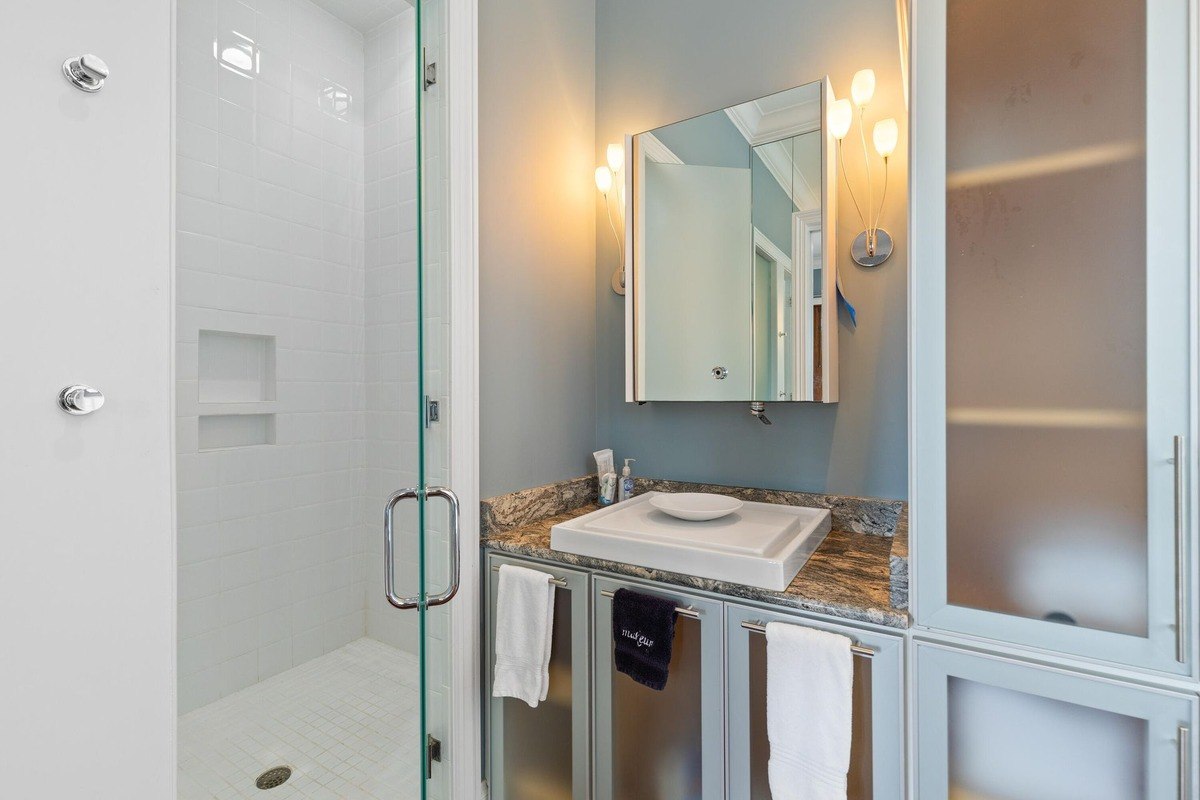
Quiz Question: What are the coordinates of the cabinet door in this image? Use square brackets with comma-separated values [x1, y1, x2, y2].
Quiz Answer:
[916, 642, 1196, 798]
[911, 0, 1196, 674]
[725, 604, 904, 799]
[486, 555, 591, 800]
[593, 576, 725, 800]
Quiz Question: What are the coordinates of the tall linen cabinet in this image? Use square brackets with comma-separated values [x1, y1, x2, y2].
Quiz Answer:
[909, 0, 1199, 796]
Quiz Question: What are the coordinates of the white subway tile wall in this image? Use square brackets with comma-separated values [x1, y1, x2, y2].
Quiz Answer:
[175, 0, 424, 714]
[362, 9, 422, 651]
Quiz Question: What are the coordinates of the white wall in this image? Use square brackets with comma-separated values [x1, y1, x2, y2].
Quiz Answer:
[0, 1, 175, 795]
[174, 0, 371, 712]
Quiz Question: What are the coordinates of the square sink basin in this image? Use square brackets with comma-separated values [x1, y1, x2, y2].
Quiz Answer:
[550, 491, 831, 591]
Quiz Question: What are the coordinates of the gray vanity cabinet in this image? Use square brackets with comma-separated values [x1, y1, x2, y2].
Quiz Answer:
[592, 576, 726, 800]
[724, 604, 904, 799]
[916, 642, 1197, 799]
[485, 554, 591, 800]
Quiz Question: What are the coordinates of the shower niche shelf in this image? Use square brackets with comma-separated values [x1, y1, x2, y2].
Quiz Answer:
[198, 413, 276, 451]
[196, 330, 278, 450]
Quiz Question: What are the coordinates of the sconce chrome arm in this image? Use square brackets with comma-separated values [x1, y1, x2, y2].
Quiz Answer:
[603, 189, 626, 295]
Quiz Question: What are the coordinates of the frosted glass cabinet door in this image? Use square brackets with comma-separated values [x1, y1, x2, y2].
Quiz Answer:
[910, 0, 1196, 673]
[916, 643, 1196, 799]
[486, 555, 591, 800]
[724, 604, 904, 800]
[592, 577, 725, 800]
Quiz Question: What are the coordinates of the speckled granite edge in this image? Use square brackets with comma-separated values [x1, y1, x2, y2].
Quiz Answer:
[889, 513, 909, 610]
[485, 529, 908, 629]
[482, 475, 904, 538]
[480, 476, 597, 536]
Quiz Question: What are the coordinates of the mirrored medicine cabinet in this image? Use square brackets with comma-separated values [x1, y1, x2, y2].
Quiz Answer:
[624, 78, 838, 405]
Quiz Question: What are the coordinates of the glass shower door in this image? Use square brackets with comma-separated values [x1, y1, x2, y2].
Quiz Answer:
[390, 0, 458, 796]
[172, 0, 456, 795]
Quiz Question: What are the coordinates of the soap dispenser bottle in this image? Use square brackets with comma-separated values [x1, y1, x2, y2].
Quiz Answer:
[618, 458, 637, 502]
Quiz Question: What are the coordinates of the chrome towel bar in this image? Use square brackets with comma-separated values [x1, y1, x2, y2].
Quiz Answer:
[490, 564, 568, 587]
[599, 588, 701, 619]
[740, 620, 875, 658]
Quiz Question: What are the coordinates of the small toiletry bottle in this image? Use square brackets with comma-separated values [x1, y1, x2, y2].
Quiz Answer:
[618, 458, 636, 502]
[599, 471, 617, 506]
[594, 448, 617, 506]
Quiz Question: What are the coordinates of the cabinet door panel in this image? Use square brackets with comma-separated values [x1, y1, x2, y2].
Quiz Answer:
[725, 604, 904, 800]
[916, 643, 1196, 799]
[486, 555, 591, 800]
[593, 577, 725, 800]
[911, 0, 1195, 674]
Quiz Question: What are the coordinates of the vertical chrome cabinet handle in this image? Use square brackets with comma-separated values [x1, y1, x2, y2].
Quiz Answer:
[384, 488, 421, 609]
[1179, 726, 1191, 800]
[425, 487, 461, 607]
[1176, 435, 1188, 663]
[63, 54, 109, 92]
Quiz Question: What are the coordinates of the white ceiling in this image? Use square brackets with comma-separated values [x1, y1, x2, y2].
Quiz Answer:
[309, 0, 412, 34]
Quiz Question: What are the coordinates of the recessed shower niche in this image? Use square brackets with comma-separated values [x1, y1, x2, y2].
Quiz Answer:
[197, 330, 276, 403]
[195, 330, 276, 450]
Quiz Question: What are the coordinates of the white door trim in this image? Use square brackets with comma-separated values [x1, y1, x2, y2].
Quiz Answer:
[445, 0, 483, 795]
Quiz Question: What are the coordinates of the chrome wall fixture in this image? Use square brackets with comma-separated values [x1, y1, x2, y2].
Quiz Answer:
[58, 385, 105, 415]
[827, 69, 898, 267]
[62, 54, 109, 93]
[595, 143, 627, 295]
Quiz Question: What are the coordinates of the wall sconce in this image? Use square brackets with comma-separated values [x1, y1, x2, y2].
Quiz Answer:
[829, 69, 899, 267]
[596, 142, 626, 295]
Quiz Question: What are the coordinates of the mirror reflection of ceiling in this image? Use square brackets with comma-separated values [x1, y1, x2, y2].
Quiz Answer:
[726, 83, 822, 212]
[309, 0, 413, 32]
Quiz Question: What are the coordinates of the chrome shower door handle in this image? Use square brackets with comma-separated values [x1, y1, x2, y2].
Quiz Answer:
[384, 488, 421, 609]
[383, 486, 461, 610]
[425, 487, 461, 608]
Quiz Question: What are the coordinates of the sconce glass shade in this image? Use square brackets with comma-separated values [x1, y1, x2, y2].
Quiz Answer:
[828, 98, 853, 140]
[595, 165, 613, 194]
[606, 142, 624, 173]
[873, 117, 899, 157]
[850, 68, 876, 107]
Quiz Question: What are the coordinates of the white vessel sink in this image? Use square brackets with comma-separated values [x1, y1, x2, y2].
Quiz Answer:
[550, 491, 831, 591]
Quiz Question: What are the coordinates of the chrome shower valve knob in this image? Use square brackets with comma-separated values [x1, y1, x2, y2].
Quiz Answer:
[58, 385, 105, 415]
[63, 54, 109, 92]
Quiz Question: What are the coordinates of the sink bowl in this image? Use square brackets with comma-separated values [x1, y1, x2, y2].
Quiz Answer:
[550, 491, 831, 591]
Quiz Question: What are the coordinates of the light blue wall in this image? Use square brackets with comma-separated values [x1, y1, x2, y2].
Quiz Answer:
[596, 0, 908, 499]
[479, 0, 597, 497]
[653, 110, 797, 260]
[751, 151, 795, 256]
[653, 110, 748, 168]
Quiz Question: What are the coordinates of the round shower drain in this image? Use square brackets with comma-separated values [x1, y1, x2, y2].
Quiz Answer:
[255, 766, 293, 790]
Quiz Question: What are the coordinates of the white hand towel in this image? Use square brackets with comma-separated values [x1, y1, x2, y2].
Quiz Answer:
[492, 564, 556, 708]
[766, 622, 854, 800]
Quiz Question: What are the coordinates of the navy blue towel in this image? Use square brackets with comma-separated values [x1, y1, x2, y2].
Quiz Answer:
[612, 588, 678, 690]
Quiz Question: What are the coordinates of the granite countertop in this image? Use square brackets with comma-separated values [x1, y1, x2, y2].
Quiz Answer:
[481, 477, 910, 629]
